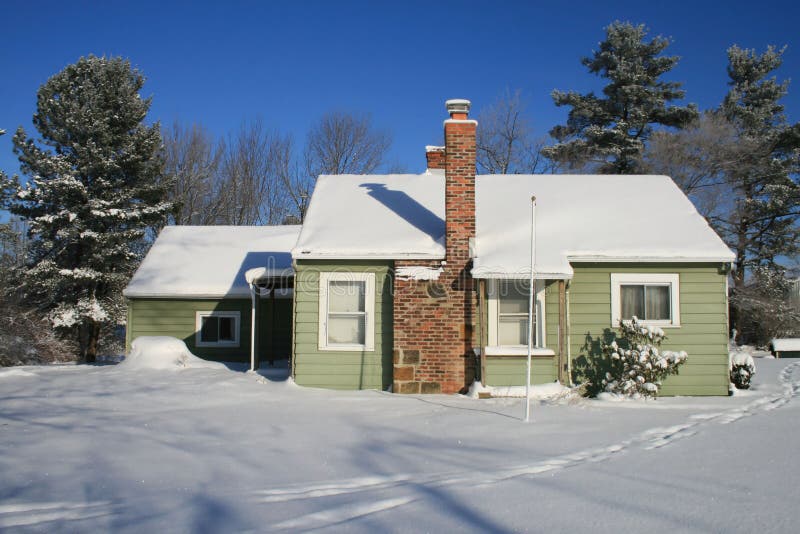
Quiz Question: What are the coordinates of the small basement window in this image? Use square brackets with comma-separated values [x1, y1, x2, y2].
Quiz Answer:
[196, 311, 240, 347]
[610, 273, 680, 327]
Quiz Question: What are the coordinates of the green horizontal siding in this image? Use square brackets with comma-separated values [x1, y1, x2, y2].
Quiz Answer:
[569, 263, 730, 396]
[127, 297, 292, 364]
[292, 260, 393, 390]
[485, 358, 557, 386]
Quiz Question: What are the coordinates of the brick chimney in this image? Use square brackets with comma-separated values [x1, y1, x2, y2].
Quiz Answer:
[443, 99, 476, 266]
[425, 145, 446, 170]
[392, 99, 478, 395]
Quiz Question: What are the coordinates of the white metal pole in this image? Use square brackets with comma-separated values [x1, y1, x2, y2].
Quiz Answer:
[249, 283, 257, 372]
[526, 195, 537, 422]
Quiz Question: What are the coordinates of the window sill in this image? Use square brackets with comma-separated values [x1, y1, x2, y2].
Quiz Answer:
[319, 344, 375, 352]
[484, 346, 555, 357]
[611, 320, 681, 329]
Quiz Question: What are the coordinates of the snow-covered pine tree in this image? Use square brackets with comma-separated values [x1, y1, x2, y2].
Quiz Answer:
[720, 46, 800, 319]
[1, 55, 171, 362]
[542, 21, 698, 173]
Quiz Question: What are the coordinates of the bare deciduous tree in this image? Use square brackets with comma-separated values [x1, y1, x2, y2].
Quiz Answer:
[304, 111, 391, 176]
[477, 90, 551, 174]
[643, 112, 740, 225]
[164, 111, 394, 225]
[162, 121, 224, 225]
[218, 119, 293, 225]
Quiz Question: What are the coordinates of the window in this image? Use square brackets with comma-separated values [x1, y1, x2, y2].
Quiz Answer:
[319, 272, 375, 351]
[610, 273, 680, 327]
[195, 311, 240, 347]
[487, 280, 545, 348]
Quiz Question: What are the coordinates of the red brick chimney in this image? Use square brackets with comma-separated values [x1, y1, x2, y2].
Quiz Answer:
[392, 99, 478, 395]
[443, 99, 476, 266]
[425, 145, 446, 170]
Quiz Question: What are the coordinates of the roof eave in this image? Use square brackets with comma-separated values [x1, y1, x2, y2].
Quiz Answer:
[291, 251, 446, 261]
[565, 254, 735, 263]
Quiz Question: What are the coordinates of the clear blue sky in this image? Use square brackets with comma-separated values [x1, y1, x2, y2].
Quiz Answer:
[1, 0, 799, 177]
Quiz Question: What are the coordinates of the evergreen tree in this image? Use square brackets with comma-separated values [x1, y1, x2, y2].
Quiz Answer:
[542, 21, 697, 173]
[720, 46, 800, 292]
[1, 56, 171, 362]
[643, 46, 800, 341]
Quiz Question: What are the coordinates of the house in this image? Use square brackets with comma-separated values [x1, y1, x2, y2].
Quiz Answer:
[125, 99, 735, 395]
[123, 225, 300, 367]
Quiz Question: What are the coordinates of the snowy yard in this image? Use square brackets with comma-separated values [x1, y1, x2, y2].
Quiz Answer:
[1, 355, 799, 532]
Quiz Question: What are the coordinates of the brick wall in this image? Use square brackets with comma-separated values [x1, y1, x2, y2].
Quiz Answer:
[425, 146, 446, 170]
[393, 113, 477, 394]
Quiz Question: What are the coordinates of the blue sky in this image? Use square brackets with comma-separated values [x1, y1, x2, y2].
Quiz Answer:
[1, 0, 799, 177]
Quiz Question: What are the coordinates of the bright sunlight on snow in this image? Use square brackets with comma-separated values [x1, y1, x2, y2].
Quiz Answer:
[0, 354, 798, 532]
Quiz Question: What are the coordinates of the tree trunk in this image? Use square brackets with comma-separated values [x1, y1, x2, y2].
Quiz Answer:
[77, 321, 100, 363]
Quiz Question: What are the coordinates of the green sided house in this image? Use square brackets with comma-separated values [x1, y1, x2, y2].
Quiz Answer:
[124, 225, 300, 368]
[125, 98, 735, 395]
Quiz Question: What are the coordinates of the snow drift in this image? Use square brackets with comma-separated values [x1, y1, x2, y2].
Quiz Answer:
[120, 337, 227, 370]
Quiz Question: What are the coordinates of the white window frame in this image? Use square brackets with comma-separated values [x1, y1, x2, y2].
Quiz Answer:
[195, 311, 241, 347]
[610, 273, 680, 327]
[318, 272, 376, 352]
[487, 279, 546, 350]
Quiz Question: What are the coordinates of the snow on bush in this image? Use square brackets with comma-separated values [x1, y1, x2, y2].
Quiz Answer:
[120, 337, 227, 371]
[729, 350, 756, 390]
[0, 300, 76, 367]
[600, 317, 688, 398]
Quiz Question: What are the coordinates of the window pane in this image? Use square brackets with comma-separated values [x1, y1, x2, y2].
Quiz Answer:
[329, 281, 365, 313]
[328, 314, 366, 345]
[498, 281, 529, 314]
[499, 316, 529, 346]
[646, 285, 671, 321]
[219, 317, 235, 341]
[620, 285, 645, 320]
[200, 316, 219, 342]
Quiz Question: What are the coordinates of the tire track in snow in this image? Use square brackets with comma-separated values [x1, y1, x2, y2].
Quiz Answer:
[253, 361, 800, 529]
[271, 497, 416, 530]
[0, 501, 112, 528]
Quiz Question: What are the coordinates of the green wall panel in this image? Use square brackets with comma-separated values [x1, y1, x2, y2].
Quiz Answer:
[568, 263, 730, 396]
[127, 297, 292, 365]
[292, 260, 393, 390]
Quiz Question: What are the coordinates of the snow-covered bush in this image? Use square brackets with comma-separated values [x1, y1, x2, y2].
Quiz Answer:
[599, 317, 688, 398]
[0, 299, 76, 366]
[729, 350, 756, 389]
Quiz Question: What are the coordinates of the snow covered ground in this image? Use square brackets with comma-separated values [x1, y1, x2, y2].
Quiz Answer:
[1, 354, 798, 532]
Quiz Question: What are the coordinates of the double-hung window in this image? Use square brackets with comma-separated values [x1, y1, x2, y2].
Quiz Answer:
[610, 273, 680, 327]
[196, 311, 240, 347]
[319, 272, 376, 351]
[487, 280, 545, 349]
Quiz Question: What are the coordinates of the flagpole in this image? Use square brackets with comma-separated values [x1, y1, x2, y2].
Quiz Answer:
[526, 195, 536, 423]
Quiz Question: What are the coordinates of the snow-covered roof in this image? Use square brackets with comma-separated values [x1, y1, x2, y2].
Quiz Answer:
[474, 175, 735, 279]
[124, 225, 301, 298]
[293, 173, 733, 276]
[292, 172, 445, 259]
[769, 338, 800, 352]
